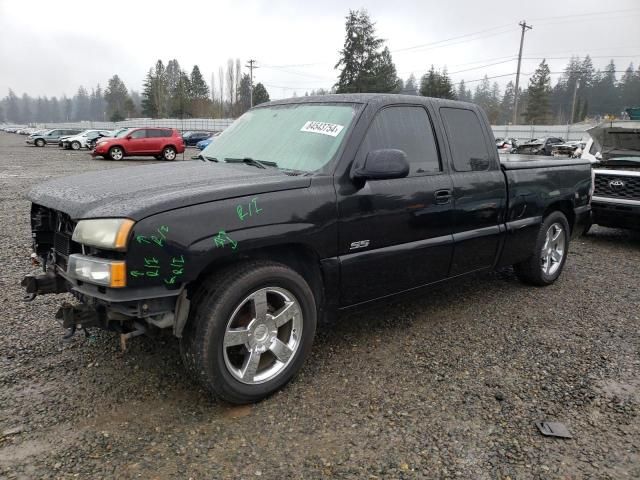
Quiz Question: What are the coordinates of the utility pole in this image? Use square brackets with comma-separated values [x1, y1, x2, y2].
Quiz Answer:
[570, 79, 580, 124]
[513, 20, 532, 125]
[245, 59, 258, 108]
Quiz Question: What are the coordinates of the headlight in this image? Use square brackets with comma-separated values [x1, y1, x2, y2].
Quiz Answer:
[68, 254, 126, 288]
[72, 218, 134, 250]
[96, 141, 107, 146]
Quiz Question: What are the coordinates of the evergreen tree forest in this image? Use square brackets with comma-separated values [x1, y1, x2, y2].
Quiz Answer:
[2, 8, 638, 125]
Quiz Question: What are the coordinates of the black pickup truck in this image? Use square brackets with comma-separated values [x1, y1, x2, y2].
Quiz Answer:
[22, 94, 592, 403]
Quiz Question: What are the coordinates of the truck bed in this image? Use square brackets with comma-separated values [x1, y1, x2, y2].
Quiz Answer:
[500, 154, 591, 170]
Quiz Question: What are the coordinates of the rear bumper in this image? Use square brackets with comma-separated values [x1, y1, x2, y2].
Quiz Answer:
[592, 196, 640, 230]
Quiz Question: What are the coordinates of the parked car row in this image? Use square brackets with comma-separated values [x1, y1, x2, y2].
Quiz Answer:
[4, 125, 221, 161]
[1, 126, 45, 135]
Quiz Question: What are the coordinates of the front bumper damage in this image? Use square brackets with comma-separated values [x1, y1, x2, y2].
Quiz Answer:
[21, 267, 191, 347]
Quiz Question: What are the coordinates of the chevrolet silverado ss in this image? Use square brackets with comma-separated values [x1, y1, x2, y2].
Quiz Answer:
[22, 94, 592, 403]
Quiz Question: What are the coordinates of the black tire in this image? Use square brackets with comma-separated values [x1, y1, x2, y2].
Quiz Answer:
[162, 146, 177, 161]
[35, 138, 45, 147]
[180, 261, 317, 404]
[108, 146, 124, 161]
[514, 211, 570, 286]
[71, 141, 81, 150]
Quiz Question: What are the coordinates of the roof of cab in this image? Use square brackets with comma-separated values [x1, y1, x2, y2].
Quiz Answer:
[262, 93, 477, 110]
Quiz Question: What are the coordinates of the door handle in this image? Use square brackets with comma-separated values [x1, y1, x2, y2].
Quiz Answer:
[434, 189, 452, 204]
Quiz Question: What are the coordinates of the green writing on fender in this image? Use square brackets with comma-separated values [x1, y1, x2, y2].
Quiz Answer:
[214, 230, 238, 250]
[136, 225, 169, 247]
[237, 197, 262, 221]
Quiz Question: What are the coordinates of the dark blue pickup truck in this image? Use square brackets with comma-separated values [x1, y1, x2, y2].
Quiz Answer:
[22, 94, 591, 403]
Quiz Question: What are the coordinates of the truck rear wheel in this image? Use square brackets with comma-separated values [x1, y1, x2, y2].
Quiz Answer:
[514, 211, 570, 286]
[180, 261, 317, 404]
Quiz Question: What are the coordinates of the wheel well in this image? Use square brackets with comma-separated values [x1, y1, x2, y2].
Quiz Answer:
[544, 200, 575, 232]
[109, 144, 125, 153]
[190, 244, 325, 311]
[163, 144, 177, 151]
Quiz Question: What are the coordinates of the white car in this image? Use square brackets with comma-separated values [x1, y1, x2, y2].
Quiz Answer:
[61, 130, 113, 150]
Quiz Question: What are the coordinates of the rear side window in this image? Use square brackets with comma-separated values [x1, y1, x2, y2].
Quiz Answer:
[440, 108, 491, 172]
[360, 106, 441, 175]
[148, 129, 172, 137]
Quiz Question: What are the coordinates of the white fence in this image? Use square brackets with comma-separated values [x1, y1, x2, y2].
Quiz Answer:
[20, 118, 596, 141]
[491, 124, 595, 142]
[31, 118, 235, 132]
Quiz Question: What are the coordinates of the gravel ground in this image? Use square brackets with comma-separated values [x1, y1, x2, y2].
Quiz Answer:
[0, 132, 639, 479]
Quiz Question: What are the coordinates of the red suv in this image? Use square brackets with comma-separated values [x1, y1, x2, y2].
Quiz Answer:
[92, 128, 185, 161]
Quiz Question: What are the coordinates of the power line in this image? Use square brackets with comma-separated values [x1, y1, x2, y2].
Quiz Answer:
[529, 7, 640, 23]
[391, 23, 514, 53]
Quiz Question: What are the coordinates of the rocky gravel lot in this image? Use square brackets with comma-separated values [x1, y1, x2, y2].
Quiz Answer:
[0, 132, 639, 479]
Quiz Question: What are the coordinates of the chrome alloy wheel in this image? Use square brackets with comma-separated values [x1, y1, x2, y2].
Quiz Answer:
[163, 148, 176, 160]
[110, 147, 123, 160]
[223, 287, 303, 385]
[541, 222, 565, 276]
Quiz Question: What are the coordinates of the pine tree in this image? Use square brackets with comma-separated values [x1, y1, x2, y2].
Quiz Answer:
[335, 9, 399, 93]
[141, 61, 169, 118]
[499, 81, 515, 123]
[524, 60, 552, 124]
[73, 86, 90, 121]
[620, 63, 640, 109]
[141, 69, 158, 117]
[404, 74, 418, 95]
[165, 59, 182, 115]
[419, 66, 455, 99]
[105, 75, 131, 121]
[190, 65, 210, 99]
[237, 74, 252, 114]
[171, 71, 192, 117]
[253, 83, 270, 105]
[456, 80, 472, 102]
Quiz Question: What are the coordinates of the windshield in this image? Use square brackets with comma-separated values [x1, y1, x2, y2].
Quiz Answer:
[201, 103, 359, 172]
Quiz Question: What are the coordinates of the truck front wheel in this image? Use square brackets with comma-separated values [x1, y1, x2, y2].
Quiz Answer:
[180, 261, 317, 404]
[514, 211, 570, 286]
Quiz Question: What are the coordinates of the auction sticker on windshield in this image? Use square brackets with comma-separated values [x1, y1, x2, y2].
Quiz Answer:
[300, 121, 344, 137]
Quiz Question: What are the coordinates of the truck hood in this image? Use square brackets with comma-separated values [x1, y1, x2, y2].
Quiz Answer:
[27, 161, 311, 220]
[587, 121, 640, 160]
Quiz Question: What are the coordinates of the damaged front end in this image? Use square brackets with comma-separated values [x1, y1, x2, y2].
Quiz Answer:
[22, 204, 190, 346]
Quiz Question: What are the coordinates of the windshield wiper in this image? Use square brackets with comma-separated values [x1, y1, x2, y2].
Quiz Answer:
[224, 157, 277, 169]
[195, 154, 218, 162]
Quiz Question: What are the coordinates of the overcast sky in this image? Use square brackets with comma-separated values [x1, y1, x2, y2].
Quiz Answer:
[1, 0, 639, 100]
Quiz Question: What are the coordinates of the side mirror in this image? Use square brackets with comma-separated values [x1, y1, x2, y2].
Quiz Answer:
[126, 135, 132, 140]
[351, 149, 410, 181]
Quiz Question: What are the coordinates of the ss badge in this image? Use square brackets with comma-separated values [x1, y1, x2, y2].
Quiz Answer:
[349, 240, 370, 250]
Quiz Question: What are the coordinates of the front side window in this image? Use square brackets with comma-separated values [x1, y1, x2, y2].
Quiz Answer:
[440, 108, 491, 172]
[359, 106, 441, 175]
[201, 103, 359, 172]
[130, 129, 146, 139]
